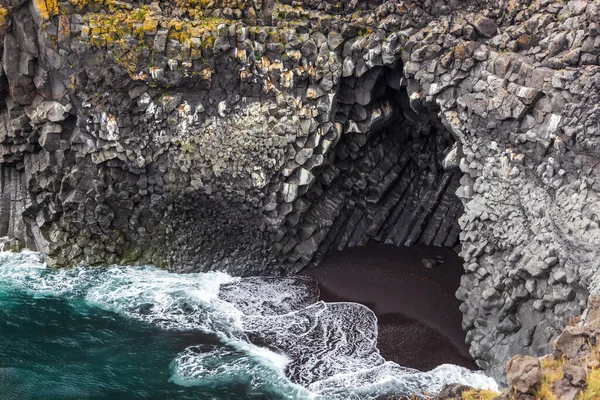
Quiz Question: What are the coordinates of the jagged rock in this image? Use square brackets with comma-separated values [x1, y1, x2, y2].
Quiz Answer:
[421, 258, 438, 269]
[553, 379, 580, 400]
[554, 326, 589, 360]
[28, 101, 71, 123]
[38, 122, 62, 151]
[454, 297, 600, 399]
[434, 384, 472, 399]
[505, 355, 543, 394]
[472, 17, 497, 39]
[562, 364, 586, 387]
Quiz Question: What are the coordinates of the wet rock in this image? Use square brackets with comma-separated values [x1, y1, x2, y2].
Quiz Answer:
[434, 384, 472, 399]
[421, 258, 439, 269]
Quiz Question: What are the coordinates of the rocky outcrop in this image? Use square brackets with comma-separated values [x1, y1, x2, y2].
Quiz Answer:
[0, 0, 599, 382]
[504, 355, 542, 395]
[0, 0, 464, 273]
[436, 295, 600, 399]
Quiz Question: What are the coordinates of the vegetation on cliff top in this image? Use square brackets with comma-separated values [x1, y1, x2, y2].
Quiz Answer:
[460, 389, 498, 400]
[440, 343, 600, 399]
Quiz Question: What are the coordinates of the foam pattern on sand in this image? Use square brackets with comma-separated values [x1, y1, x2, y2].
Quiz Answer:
[0, 250, 498, 399]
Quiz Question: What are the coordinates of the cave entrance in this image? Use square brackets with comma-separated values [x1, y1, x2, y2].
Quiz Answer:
[302, 60, 465, 266]
[300, 61, 473, 371]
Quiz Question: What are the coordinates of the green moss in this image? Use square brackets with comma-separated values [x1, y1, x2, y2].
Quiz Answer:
[132, 7, 148, 21]
[120, 246, 142, 263]
[174, 138, 196, 154]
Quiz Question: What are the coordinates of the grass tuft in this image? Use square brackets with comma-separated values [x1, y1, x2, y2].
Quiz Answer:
[461, 388, 498, 400]
[530, 356, 564, 400]
[578, 368, 600, 400]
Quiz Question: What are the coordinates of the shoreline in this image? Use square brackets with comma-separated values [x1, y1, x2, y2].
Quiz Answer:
[300, 243, 477, 371]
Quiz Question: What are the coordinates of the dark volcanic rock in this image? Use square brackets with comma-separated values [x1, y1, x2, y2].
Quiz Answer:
[440, 296, 600, 399]
[0, 0, 599, 382]
[435, 384, 472, 399]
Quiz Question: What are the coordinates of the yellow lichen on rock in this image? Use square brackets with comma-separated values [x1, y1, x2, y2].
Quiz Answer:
[81, 1, 230, 64]
[67, 0, 115, 11]
[0, 5, 9, 36]
[58, 15, 71, 43]
[33, 0, 59, 21]
[142, 16, 159, 35]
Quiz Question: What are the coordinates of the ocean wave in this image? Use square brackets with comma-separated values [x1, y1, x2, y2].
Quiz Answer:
[0, 250, 498, 399]
[170, 343, 312, 400]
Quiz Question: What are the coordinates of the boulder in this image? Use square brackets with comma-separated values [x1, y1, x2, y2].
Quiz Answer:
[553, 378, 581, 400]
[28, 101, 72, 124]
[434, 384, 472, 399]
[505, 355, 542, 394]
[554, 326, 589, 360]
[472, 17, 498, 39]
[562, 364, 586, 387]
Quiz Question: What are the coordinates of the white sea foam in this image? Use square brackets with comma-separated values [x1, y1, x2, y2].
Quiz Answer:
[219, 275, 319, 316]
[84, 267, 241, 334]
[0, 250, 499, 399]
[170, 342, 313, 400]
[309, 362, 499, 399]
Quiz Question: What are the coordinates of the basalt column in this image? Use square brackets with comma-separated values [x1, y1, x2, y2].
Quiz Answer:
[278, 64, 464, 274]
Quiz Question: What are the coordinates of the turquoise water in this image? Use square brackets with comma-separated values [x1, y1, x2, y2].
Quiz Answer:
[0, 291, 311, 400]
[0, 292, 268, 400]
[0, 251, 498, 399]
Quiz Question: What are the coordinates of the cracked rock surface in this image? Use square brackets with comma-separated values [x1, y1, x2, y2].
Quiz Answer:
[0, 0, 599, 380]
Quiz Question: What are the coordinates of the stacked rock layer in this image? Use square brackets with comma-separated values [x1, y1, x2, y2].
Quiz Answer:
[0, 0, 599, 379]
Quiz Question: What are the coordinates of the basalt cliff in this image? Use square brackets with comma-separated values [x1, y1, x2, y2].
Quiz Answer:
[436, 296, 600, 399]
[0, 0, 599, 381]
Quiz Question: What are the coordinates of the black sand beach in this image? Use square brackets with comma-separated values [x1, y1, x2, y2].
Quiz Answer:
[301, 244, 477, 371]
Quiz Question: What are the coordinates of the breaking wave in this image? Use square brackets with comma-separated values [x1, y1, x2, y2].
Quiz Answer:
[0, 250, 498, 399]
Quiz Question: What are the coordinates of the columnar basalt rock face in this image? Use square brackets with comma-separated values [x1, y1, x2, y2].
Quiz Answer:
[0, 0, 599, 381]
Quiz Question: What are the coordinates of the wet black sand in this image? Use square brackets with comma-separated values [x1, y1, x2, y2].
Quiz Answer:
[300, 243, 477, 371]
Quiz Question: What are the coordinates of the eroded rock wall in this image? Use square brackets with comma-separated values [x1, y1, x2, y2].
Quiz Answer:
[0, 0, 599, 380]
[403, 2, 600, 379]
[0, 0, 462, 273]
